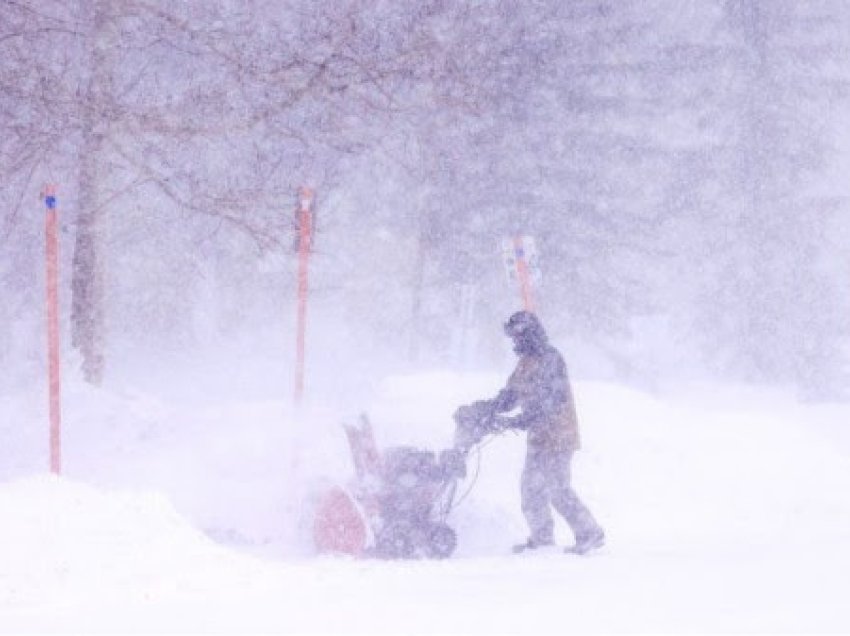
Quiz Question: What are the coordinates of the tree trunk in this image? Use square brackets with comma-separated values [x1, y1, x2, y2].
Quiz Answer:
[408, 232, 426, 364]
[71, 141, 106, 384]
[70, 0, 110, 385]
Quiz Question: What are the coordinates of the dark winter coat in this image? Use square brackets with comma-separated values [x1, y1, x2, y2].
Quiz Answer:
[494, 344, 581, 453]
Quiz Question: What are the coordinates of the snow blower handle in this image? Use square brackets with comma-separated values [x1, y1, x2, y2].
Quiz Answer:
[452, 399, 505, 452]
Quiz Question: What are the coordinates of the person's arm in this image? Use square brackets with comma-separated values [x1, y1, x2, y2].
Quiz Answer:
[492, 387, 517, 412]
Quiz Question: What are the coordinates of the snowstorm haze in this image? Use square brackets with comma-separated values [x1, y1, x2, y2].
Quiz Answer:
[5, 3, 850, 632]
[2, 0, 850, 400]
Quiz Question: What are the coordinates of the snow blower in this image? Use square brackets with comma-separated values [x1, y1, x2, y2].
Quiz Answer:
[311, 401, 499, 559]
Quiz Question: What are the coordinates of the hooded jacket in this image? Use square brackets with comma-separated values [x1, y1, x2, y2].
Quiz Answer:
[493, 313, 580, 452]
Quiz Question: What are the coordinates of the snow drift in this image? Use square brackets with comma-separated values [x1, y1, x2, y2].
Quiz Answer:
[1, 372, 850, 633]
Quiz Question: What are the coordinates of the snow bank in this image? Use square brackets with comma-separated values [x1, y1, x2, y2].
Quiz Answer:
[2, 373, 850, 632]
[0, 475, 256, 609]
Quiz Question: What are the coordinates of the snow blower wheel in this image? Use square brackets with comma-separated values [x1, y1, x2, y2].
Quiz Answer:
[374, 521, 418, 559]
[425, 523, 457, 559]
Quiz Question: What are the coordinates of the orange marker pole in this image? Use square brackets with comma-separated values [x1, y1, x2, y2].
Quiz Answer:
[43, 185, 61, 474]
[512, 236, 535, 312]
[293, 187, 314, 407]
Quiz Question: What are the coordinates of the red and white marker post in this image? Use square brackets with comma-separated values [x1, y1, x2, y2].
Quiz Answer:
[502, 235, 541, 313]
[293, 186, 314, 407]
[512, 235, 536, 312]
[43, 184, 62, 474]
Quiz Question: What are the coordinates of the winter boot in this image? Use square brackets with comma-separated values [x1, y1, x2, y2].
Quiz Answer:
[512, 536, 554, 554]
[565, 528, 605, 555]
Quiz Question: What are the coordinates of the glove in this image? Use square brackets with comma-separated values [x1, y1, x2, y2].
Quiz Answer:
[453, 400, 498, 447]
[453, 400, 495, 425]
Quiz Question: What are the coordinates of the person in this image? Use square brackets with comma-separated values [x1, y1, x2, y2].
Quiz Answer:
[483, 310, 604, 555]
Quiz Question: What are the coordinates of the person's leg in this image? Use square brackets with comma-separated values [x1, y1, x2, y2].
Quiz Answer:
[546, 450, 604, 551]
[518, 447, 554, 546]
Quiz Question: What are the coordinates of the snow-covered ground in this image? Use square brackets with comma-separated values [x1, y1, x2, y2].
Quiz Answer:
[2, 356, 850, 633]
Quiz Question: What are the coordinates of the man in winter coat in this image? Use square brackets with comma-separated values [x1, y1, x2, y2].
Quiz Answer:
[483, 310, 605, 554]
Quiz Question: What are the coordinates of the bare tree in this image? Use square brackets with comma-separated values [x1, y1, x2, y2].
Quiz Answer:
[1, 0, 480, 381]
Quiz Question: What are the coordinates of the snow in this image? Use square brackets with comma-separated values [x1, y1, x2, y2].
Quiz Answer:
[2, 364, 850, 633]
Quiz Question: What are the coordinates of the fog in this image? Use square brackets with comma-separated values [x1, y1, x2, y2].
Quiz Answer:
[3, 3, 850, 632]
[2, 1, 849, 400]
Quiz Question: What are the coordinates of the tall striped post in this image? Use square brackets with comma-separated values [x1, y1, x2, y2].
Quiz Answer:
[43, 184, 61, 474]
[293, 186, 314, 407]
[512, 235, 536, 312]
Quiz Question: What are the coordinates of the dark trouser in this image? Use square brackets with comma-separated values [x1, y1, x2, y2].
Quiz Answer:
[521, 445, 602, 544]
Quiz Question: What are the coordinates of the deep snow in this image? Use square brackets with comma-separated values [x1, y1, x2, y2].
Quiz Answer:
[2, 358, 850, 633]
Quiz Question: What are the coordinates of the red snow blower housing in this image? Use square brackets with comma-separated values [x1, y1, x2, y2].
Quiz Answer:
[312, 402, 498, 559]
